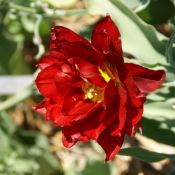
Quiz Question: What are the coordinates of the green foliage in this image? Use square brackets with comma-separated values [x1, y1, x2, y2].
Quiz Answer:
[0, 0, 175, 173]
[83, 161, 110, 175]
[119, 147, 175, 162]
[0, 111, 62, 175]
[142, 117, 175, 146]
[137, 0, 175, 24]
[87, 0, 168, 65]
[166, 31, 175, 66]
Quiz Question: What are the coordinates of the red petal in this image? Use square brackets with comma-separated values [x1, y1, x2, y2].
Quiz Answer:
[35, 66, 60, 97]
[125, 63, 166, 93]
[97, 130, 124, 161]
[36, 63, 81, 97]
[62, 104, 104, 144]
[34, 96, 74, 126]
[105, 52, 144, 107]
[58, 42, 103, 66]
[62, 126, 89, 148]
[37, 53, 65, 70]
[50, 26, 104, 65]
[124, 100, 144, 136]
[33, 100, 47, 115]
[92, 15, 123, 58]
[62, 88, 101, 119]
[107, 85, 127, 136]
[92, 80, 127, 139]
[70, 57, 106, 87]
[50, 26, 90, 49]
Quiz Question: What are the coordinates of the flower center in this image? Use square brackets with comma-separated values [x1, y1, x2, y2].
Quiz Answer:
[83, 83, 104, 103]
[83, 64, 118, 103]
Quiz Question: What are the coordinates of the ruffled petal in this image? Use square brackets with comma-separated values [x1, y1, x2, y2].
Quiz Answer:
[62, 105, 104, 143]
[125, 63, 166, 93]
[62, 88, 100, 118]
[97, 130, 124, 161]
[36, 63, 81, 97]
[35, 65, 60, 97]
[37, 53, 65, 70]
[106, 85, 127, 136]
[70, 57, 106, 87]
[34, 96, 75, 126]
[125, 106, 144, 136]
[33, 100, 48, 115]
[62, 126, 89, 148]
[92, 15, 123, 58]
[58, 42, 103, 66]
[50, 26, 104, 65]
[50, 26, 90, 49]
[91, 80, 127, 139]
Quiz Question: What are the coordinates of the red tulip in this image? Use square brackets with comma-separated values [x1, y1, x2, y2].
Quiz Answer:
[34, 15, 165, 161]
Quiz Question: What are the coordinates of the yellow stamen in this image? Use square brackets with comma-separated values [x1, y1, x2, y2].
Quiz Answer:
[99, 68, 110, 82]
[83, 83, 104, 103]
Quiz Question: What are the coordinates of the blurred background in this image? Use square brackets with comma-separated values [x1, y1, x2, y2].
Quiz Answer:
[0, 0, 175, 174]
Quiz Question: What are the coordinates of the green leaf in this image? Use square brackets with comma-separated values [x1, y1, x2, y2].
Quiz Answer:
[168, 169, 175, 175]
[9, 158, 39, 174]
[0, 111, 16, 135]
[166, 30, 175, 66]
[137, 0, 175, 24]
[0, 25, 17, 74]
[36, 152, 63, 175]
[86, 0, 168, 65]
[83, 161, 110, 175]
[142, 117, 175, 146]
[120, 0, 150, 11]
[16, 130, 49, 149]
[8, 44, 32, 75]
[0, 127, 11, 153]
[144, 101, 175, 120]
[119, 147, 175, 162]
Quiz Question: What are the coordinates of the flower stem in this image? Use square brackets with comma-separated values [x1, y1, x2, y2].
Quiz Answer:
[9, 2, 88, 19]
[9, 2, 36, 14]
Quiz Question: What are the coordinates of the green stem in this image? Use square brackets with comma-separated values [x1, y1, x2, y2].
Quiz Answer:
[44, 9, 88, 19]
[9, 2, 36, 14]
[9, 2, 88, 18]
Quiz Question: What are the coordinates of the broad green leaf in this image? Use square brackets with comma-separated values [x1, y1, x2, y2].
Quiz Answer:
[16, 130, 49, 149]
[83, 161, 110, 175]
[0, 25, 17, 74]
[137, 0, 175, 24]
[120, 0, 150, 11]
[0, 111, 16, 134]
[142, 117, 175, 146]
[119, 0, 141, 10]
[119, 147, 175, 162]
[39, 19, 51, 38]
[144, 101, 175, 120]
[169, 169, 175, 175]
[166, 30, 175, 66]
[9, 158, 39, 174]
[147, 86, 175, 101]
[36, 152, 63, 175]
[8, 44, 32, 75]
[0, 127, 11, 153]
[86, 0, 168, 65]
